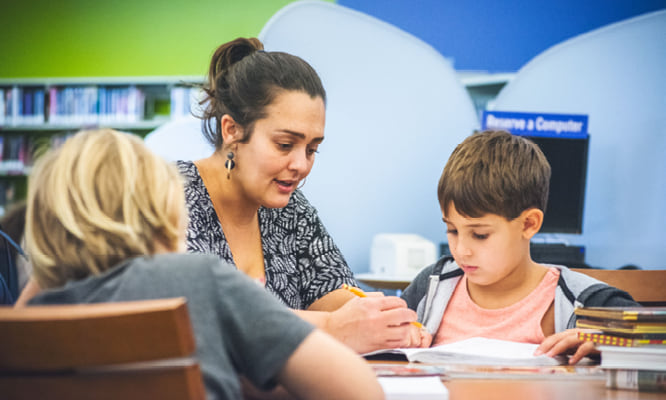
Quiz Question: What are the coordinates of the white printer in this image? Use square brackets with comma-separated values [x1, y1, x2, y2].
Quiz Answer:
[370, 233, 437, 279]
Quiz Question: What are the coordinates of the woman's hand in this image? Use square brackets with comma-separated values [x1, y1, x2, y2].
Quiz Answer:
[535, 329, 598, 364]
[325, 296, 418, 354]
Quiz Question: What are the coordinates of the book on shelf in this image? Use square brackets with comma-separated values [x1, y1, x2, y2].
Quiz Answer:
[578, 331, 666, 347]
[170, 86, 202, 119]
[0, 180, 18, 216]
[0, 135, 27, 175]
[598, 345, 666, 371]
[0, 88, 4, 125]
[606, 369, 666, 392]
[364, 337, 563, 366]
[575, 306, 666, 322]
[0, 86, 46, 126]
[49, 85, 146, 125]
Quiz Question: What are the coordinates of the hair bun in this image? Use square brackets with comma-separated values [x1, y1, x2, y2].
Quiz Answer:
[212, 37, 264, 77]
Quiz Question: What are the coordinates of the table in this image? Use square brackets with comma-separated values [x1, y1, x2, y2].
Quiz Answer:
[355, 273, 411, 291]
[443, 378, 663, 400]
[371, 361, 664, 399]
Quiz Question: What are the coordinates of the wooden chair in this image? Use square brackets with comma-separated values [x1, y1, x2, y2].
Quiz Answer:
[571, 268, 666, 306]
[0, 297, 206, 400]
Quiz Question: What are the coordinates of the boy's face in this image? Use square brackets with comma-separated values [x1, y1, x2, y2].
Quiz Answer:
[443, 203, 531, 287]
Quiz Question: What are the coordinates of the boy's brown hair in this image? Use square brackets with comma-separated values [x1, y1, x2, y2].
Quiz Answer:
[438, 129, 551, 220]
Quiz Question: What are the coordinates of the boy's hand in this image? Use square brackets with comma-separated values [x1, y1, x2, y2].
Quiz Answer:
[535, 329, 598, 364]
[405, 324, 432, 348]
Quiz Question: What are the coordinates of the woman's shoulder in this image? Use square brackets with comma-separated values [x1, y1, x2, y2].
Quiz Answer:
[175, 161, 210, 212]
[175, 160, 197, 181]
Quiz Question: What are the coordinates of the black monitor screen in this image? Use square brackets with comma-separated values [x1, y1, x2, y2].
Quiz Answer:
[525, 135, 589, 234]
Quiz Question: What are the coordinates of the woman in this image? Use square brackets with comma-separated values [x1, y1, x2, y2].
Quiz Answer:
[182, 37, 351, 310]
[23, 128, 384, 400]
[181, 38, 425, 352]
[18, 38, 426, 353]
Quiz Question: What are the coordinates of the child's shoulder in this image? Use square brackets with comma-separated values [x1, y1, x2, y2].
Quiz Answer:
[413, 256, 461, 282]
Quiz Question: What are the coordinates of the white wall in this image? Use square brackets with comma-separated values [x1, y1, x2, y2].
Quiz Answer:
[492, 10, 666, 269]
[260, 1, 479, 272]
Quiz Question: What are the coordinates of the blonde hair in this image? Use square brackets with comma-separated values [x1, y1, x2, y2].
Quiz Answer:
[438, 130, 551, 220]
[25, 129, 185, 289]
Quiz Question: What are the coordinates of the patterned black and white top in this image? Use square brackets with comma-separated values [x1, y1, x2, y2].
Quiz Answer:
[177, 160, 357, 309]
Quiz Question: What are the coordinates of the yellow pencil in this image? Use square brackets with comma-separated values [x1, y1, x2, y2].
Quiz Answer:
[342, 283, 367, 297]
[341, 284, 423, 329]
[411, 321, 424, 329]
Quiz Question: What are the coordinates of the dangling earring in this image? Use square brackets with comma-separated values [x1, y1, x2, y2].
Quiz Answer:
[297, 178, 306, 189]
[225, 151, 235, 179]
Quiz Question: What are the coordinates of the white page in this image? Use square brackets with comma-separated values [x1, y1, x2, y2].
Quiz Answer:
[424, 337, 541, 358]
[378, 376, 448, 400]
[366, 337, 561, 366]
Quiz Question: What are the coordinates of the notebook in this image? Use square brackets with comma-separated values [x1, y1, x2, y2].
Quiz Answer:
[574, 307, 666, 322]
[598, 345, 666, 371]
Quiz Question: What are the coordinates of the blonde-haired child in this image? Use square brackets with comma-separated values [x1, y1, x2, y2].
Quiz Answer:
[402, 130, 638, 364]
[24, 129, 383, 400]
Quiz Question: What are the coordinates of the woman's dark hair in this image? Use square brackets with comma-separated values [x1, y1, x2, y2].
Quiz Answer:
[200, 37, 326, 149]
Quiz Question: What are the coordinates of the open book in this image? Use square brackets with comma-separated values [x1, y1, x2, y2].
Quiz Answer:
[364, 337, 563, 366]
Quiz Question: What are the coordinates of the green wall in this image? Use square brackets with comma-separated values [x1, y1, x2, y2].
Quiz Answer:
[0, 0, 331, 78]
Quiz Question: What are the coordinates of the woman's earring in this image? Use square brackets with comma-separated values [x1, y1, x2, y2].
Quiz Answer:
[297, 178, 306, 189]
[225, 151, 235, 179]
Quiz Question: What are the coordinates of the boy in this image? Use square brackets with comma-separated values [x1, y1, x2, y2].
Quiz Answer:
[23, 129, 383, 400]
[401, 130, 637, 364]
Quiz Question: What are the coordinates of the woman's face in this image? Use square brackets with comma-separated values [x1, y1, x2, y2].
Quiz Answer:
[232, 90, 325, 209]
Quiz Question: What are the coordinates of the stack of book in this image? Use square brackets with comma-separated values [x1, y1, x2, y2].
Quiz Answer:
[575, 306, 666, 392]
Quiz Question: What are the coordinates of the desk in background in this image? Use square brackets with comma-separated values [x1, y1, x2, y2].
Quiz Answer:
[356, 273, 411, 291]
[357, 268, 666, 306]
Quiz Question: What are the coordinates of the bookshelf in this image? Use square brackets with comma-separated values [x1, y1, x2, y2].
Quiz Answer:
[0, 76, 202, 215]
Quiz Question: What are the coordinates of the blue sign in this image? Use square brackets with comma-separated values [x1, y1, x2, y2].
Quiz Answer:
[481, 111, 588, 139]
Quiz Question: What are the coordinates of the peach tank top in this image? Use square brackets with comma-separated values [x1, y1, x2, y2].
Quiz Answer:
[433, 267, 560, 346]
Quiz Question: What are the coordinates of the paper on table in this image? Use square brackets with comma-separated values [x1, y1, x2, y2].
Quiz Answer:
[378, 376, 448, 400]
[365, 337, 563, 366]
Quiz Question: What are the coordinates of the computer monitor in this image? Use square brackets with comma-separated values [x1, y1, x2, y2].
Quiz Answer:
[525, 134, 589, 234]
[480, 110, 590, 234]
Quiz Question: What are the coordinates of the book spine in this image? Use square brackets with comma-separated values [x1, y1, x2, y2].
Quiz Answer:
[578, 332, 666, 347]
[34, 89, 45, 124]
[0, 88, 5, 126]
[606, 369, 666, 392]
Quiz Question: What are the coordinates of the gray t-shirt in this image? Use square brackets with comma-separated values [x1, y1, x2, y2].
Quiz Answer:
[29, 253, 315, 400]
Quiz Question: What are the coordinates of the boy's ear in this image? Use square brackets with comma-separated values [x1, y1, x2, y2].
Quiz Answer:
[220, 114, 242, 145]
[521, 208, 544, 239]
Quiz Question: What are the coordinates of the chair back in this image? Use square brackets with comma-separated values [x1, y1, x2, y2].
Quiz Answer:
[0, 297, 206, 400]
[571, 268, 666, 306]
